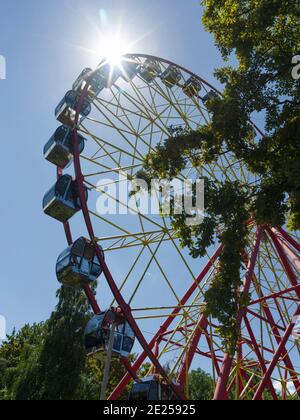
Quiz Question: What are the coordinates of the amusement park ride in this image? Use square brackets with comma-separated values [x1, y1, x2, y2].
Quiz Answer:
[43, 54, 300, 400]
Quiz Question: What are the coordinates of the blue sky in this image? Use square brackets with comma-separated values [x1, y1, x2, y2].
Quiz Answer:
[0, 0, 225, 338]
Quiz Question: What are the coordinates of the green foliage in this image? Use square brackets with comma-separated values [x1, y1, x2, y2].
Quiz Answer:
[76, 353, 135, 400]
[12, 287, 91, 400]
[188, 368, 214, 400]
[0, 324, 46, 400]
[202, 0, 300, 229]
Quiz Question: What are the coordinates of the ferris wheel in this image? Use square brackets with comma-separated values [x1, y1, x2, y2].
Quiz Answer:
[43, 54, 300, 400]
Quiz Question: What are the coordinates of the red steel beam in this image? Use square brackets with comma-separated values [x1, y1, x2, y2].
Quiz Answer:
[177, 316, 209, 388]
[275, 227, 300, 254]
[271, 228, 300, 273]
[160, 336, 223, 362]
[243, 315, 278, 400]
[214, 227, 262, 400]
[204, 333, 221, 376]
[249, 285, 300, 307]
[246, 309, 286, 332]
[266, 228, 300, 298]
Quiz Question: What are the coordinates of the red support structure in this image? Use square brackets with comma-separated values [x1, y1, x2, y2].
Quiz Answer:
[253, 305, 300, 400]
[205, 334, 221, 376]
[271, 228, 300, 273]
[243, 315, 278, 400]
[214, 227, 262, 400]
[120, 357, 138, 381]
[160, 337, 224, 362]
[213, 354, 232, 400]
[237, 343, 244, 398]
[275, 227, 300, 253]
[109, 244, 223, 400]
[248, 285, 300, 307]
[177, 316, 209, 388]
[266, 228, 300, 298]
[247, 227, 300, 399]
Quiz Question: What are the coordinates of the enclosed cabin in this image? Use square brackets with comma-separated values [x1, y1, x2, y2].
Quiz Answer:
[85, 309, 135, 358]
[73, 67, 104, 98]
[72, 67, 93, 95]
[43, 175, 88, 223]
[182, 76, 202, 98]
[120, 60, 139, 82]
[161, 65, 182, 89]
[138, 59, 161, 83]
[202, 90, 218, 105]
[56, 237, 104, 288]
[97, 61, 121, 88]
[72, 63, 120, 99]
[43, 125, 85, 169]
[55, 90, 92, 127]
[129, 375, 179, 401]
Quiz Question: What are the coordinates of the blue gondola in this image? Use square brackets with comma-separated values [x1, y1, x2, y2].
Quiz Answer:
[161, 65, 182, 88]
[73, 67, 105, 98]
[43, 125, 85, 169]
[72, 67, 94, 93]
[202, 90, 218, 104]
[55, 90, 92, 127]
[97, 62, 121, 88]
[43, 175, 88, 223]
[182, 76, 202, 98]
[120, 60, 139, 82]
[129, 375, 179, 401]
[85, 309, 135, 358]
[56, 237, 104, 288]
[73, 64, 121, 97]
[139, 59, 161, 83]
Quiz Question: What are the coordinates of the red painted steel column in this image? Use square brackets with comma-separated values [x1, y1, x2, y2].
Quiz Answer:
[271, 228, 300, 273]
[177, 316, 209, 388]
[214, 354, 232, 400]
[276, 227, 300, 253]
[214, 227, 262, 400]
[120, 357, 138, 381]
[266, 228, 300, 298]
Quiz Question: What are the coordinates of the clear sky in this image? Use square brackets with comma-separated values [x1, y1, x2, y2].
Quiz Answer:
[0, 0, 224, 338]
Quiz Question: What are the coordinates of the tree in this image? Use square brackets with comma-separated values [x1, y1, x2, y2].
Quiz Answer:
[0, 323, 46, 400]
[137, 1, 300, 351]
[13, 287, 91, 400]
[189, 368, 214, 400]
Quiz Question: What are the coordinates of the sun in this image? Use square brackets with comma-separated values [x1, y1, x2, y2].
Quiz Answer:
[97, 33, 129, 67]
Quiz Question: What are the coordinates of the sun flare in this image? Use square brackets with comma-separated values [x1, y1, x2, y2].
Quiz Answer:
[97, 33, 129, 67]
